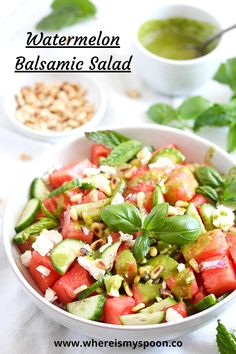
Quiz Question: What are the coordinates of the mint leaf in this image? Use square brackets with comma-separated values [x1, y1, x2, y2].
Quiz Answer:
[177, 96, 212, 120]
[157, 215, 202, 246]
[85, 130, 129, 149]
[101, 140, 142, 166]
[227, 122, 236, 153]
[133, 234, 150, 263]
[216, 320, 236, 354]
[214, 63, 229, 85]
[101, 202, 142, 234]
[194, 104, 233, 131]
[36, 0, 96, 31]
[52, 0, 96, 15]
[143, 203, 168, 232]
[147, 103, 178, 125]
[36, 6, 82, 30]
[214, 58, 236, 93]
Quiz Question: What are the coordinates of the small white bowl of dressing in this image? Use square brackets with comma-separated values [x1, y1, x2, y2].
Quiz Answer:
[4, 73, 107, 142]
[133, 4, 223, 96]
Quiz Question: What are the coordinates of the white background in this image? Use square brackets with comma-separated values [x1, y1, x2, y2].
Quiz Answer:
[1, 0, 236, 353]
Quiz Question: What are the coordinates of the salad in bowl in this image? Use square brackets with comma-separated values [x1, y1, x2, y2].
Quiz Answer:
[10, 129, 236, 327]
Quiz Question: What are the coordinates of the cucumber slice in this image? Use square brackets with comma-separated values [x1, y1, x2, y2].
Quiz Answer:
[100, 241, 121, 269]
[77, 277, 105, 300]
[71, 199, 111, 219]
[198, 204, 216, 231]
[40, 201, 58, 221]
[152, 185, 164, 207]
[15, 198, 40, 233]
[150, 148, 185, 164]
[141, 297, 177, 314]
[186, 203, 206, 233]
[120, 311, 165, 325]
[51, 238, 87, 275]
[48, 178, 94, 198]
[147, 255, 178, 280]
[66, 294, 106, 320]
[194, 294, 217, 312]
[14, 217, 58, 244]
[30, 178, 49, 201]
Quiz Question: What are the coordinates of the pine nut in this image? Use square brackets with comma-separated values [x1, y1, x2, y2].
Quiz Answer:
[94, 259, 109, 270]
[150, 265, 164, 280]
[70, 207, 78, 221]
[175, 200, 189, 208]
[123, 280, 133, 297]
[132, 303, 145, 312]
[90, 223, 103, 238]
[70, 193, 83, 203]
[73, 285, 87, 295]
[89, 190, 98, 202]
[137, 192, 146, 209]
[91, 239, 106, 251]
[149, 246, 158, 257]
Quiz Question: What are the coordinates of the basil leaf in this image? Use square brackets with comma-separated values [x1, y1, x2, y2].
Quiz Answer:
[147, 103, 178, 125]
[227, 122, 236, 153]
[177, 96, 212, 120]
[133, 234, 150, 263]
[157, 215, 202, 246]
[85, 130, 129, 149]
[101, 202, 142, 234]
[101, 140, 142, 166]
[143, 203, 168, 231]
[193, 104, 233, 131]
[219, 175, 236, 206]
[216, 320, 236, 354]
[36, 0, 96, 30]
[196, 186, 219, 202]
[195, 166, 224, 188]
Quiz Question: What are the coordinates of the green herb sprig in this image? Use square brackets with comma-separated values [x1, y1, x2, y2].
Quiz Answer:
[36, 0, 96, 30]
[147, 57, 236, 153]
[216, 320, 236, 354]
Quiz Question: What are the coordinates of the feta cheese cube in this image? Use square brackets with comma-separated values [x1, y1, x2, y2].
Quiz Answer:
[99, 235, 113, 253]
[177, 263, 186, 272]
[36, 265, 51, 277]
[166, 308, 183, 322]
[20, 250, 32, 267]
[41, 229, 62, 244]
[119, 232, 135, 247]
[78, 257, 105, 280]
[45, 288, 58, 302]
[212, 205, 235, 231]
[137, 147, 152, 165]
[149, 157, 175, 170]
[83, 168, 100, 176]
[32, 233, 54, 256]
[111, 192, 125, 205]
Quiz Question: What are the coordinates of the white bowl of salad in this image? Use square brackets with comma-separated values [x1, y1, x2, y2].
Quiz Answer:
[3, 125, 236, 341]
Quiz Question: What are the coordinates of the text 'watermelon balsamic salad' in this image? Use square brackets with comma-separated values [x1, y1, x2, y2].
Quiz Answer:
[14, 130, 236, 325]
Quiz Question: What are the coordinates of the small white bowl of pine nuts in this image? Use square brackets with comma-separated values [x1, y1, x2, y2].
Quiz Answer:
[4, 73, 107, 141]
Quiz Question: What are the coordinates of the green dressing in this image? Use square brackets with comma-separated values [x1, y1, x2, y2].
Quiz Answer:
[138, 17, 218, 60]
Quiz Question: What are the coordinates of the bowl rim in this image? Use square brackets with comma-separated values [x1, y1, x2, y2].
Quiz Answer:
[4, 75, 108, 140]
[134, 3, 223, 66]
[3, 123, 236, 331]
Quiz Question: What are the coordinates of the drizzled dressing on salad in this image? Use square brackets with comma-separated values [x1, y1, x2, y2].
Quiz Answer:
[14, 130, 236, 325]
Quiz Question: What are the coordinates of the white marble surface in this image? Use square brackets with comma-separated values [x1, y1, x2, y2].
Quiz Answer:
[1, 0, 236, 353]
